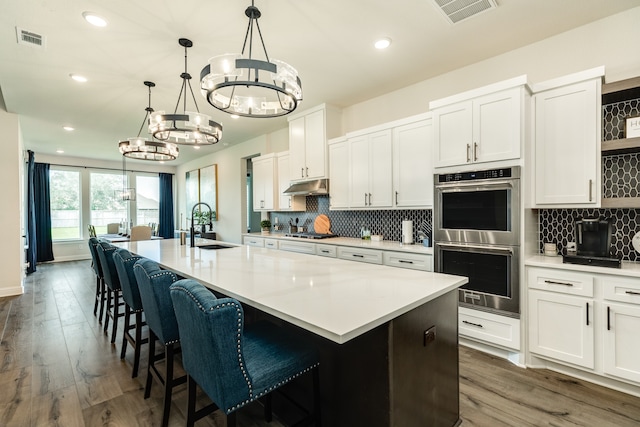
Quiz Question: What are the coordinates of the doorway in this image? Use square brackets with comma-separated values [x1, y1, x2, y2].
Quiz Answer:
[246, 158, 261, 233]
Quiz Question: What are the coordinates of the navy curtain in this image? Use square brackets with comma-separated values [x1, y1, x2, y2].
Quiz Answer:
[158, 173, 175, 239]
[26, 151, 37, 273]
[34, 162, 54, 262]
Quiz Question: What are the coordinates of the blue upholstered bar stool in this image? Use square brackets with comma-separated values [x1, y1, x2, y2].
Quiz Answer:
[113, 248, 148, 378]
[96, 240, 125, 343]
[134, 258, 187, 427]
[87, 237, 107, 322]
[169, 279, 321, 427]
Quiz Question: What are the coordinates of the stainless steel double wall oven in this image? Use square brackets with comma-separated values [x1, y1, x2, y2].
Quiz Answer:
[434, 167, 521, 318]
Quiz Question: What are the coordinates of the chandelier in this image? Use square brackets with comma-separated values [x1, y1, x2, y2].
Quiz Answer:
[200, 0, 302, 118]
[119, 81, 179, 161]
[150, 38, 223, 145]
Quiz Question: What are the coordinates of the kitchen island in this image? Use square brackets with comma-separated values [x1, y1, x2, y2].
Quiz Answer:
[118, 238, 468, 427]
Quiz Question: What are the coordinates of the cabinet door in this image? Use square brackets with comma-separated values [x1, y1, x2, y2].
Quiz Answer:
[289, 116, 306, 181]
[528, 290, 594, 369]
[393, 118, 433, 208]
[329, 141, 349, 209]
[473, 88, 521, 163]
[252, 157, 275, 211]
[277, 154, 291, 210]
[368, 130, 393, 207]
[603, 302, 640, 383]
[433, 101, 472, 168]
[304, 109, 326, 180]
[349, 135, 370, 208]
[534, 79, 600, 206]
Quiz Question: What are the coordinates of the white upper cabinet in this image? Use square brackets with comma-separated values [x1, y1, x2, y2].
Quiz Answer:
[348, 129, 393, 208]
[328, 137, 349, 209]
[532, 67, 604, 207]
[252, 154, 277, 212]
[393, 115, 433, 208]
[430, 76, 528, 169]
[288, 104, 342, 183]
[276, 152, 305, 212]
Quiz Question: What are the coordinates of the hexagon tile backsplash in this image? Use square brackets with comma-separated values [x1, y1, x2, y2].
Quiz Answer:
[269, 196, 432, 244]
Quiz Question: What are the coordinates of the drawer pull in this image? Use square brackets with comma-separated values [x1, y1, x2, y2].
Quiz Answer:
[625, 290, 640, 296]
[544, 279, 574, 287]
[398, 260, 414, 264]
[586, 302, 589, 326]
[462, 320, 484, 328]
[321, 250, 330, 254]
[353, 254, 364, 258]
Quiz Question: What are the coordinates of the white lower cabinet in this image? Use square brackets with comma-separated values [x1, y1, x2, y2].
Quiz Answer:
[528, 289, 595, 369]
[337, 247, 383, 264]
[459, 307, 520, 351]
[278, 240, 316, 255]
[527, 265, 640, 388]
[243, 236, 265, 247]
[383, 251, 432, 271]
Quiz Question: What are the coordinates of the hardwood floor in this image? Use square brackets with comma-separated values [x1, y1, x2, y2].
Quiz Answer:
[1, 261, 640, 426]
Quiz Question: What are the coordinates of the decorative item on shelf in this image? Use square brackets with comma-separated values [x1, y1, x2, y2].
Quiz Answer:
[150, 38, 223, 145]
[626, 115, 640, 138]
[200, 0, 302, 118]
[260, 219, 271, 233]
[118, 81, 179, 161]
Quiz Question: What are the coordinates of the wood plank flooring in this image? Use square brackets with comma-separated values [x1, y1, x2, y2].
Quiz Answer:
[1, 260, 639, 426]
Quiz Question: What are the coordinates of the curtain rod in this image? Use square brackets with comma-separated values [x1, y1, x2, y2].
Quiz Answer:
[44, 163, 175, 175]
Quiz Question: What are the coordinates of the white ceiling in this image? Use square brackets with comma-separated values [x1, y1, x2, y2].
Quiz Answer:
[2, 0, 639, 165]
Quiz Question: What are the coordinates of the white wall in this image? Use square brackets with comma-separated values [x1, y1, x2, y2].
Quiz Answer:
[341, 7, 640, 133]
[0, 109, 25, 296]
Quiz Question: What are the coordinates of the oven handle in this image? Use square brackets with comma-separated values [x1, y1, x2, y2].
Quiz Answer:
[436, 243, 513, 255]
[435, 179, 516, 191]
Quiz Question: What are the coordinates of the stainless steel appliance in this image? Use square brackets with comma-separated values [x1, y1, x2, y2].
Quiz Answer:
[434, 167, 521, 318]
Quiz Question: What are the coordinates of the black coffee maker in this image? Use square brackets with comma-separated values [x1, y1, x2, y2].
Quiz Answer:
[575, 217, 612, 257]
[563, 217, 620, 267]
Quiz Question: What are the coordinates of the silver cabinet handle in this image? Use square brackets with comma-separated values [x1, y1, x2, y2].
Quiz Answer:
[395, 191, 398, 205]
[288, 198, 291, 208]
[462, 320, 483, 328]
[544, 279, 574, 287]
[364, 193, 367, 205]
[474, 142, 478, 161]
[466, 144, 471, 162]
[625, 290, 640, 296]
[306, 167, 309, 177]
[301, 167, 304, 178]
[589, 179, 593, 202]
[368, 193, 372, 206]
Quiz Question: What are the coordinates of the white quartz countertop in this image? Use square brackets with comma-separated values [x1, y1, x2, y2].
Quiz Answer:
[243, 232, 434, 255]
[118, 239, 465, 344]
[525, 255, 640, 278]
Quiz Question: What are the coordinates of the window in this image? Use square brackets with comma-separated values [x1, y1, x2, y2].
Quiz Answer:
[90, 172, 127, 235]
[136, 175, 159, 226]
[50, 169, 81, 240]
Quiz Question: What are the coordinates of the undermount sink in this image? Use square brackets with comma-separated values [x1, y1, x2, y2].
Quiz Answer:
[197, 244, 235, 250]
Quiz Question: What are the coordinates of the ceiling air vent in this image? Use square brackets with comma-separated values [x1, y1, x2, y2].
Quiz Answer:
[16, 27, 46, 48]
[431, 0, 497, 24]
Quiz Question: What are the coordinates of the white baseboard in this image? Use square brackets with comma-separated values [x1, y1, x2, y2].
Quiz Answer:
[0, 285, 24, 297]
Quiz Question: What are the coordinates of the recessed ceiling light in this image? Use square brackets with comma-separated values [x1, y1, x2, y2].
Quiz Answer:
[193, 146, 200, 150]
[82, 12, 107, 27]
[230, 114, 240, 119]
[63, 126, 74, 131]
[56, 149, 64, 154]
[374, 38, 392, 49]
[69, 74, 87, 83]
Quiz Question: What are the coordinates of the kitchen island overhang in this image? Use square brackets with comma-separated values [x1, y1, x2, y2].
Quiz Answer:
[117, 238, 467, 426]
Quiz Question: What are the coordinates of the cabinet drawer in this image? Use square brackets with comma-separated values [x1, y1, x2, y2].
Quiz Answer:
[316, 244, 337, 258]
[527, 267, 594, 297]
[459, 307, 520, 351]
[383, 251, 432, 271]
[243, 236, 264, 248]
[264, 239, 278, 249]
[601, 276, 640, 305]
[337, 247, 383, 264]
[278, 240, 316, 255]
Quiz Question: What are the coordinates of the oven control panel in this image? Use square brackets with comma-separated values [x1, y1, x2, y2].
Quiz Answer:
[438, 167, 514, 183]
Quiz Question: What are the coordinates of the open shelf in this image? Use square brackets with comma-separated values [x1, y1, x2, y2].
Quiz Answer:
[601, 197, 640, 208]
[601, 136, 640, 154]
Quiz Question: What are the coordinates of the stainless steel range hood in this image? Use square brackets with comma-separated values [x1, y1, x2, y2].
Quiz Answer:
[283, 179, 329, 196]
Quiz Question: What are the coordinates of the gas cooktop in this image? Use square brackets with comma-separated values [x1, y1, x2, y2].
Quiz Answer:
[285, 232, 339, 239]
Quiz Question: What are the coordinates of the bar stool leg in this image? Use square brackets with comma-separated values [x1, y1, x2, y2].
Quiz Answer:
[161, 343, 175, 427]
[98, 280, 106, 323]
[132, 311, 144, 378]
[103, 288, 112, 333]
[93, 276, 100, 316]
[110, 290, 120, 343]
[144, 331, 156, 399]
[120, 305, 131, 359]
